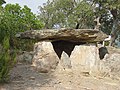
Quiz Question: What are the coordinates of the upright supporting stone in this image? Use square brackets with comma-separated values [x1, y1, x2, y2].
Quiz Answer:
[32, 42, 59, 73]
[32, 41, 100, 75]
[60, 51, 72, 69]
[70, 45, 100, 74]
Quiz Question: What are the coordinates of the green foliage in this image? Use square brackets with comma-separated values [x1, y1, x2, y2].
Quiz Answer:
[0, 0, 6, 5]
[89, 0, 120, 45]
[38, 0, 120, 46]
[39, 0, 120, 34]
[88, 0, 120, 31]
[0, 36, 15, 82]
[0, 4, 44, 49]
[38, 0, 94, 29]
[0, 3, 44, 82]
[0, 4, 43, 37]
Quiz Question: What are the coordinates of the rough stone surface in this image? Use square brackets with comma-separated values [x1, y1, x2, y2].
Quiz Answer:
[16, 42, 120, 80]
[16, 29, 108, 43]
[32, 41, 100, 74]
[60, 51, 72, 69]
[32, 42, 59, 73]
[104, 53, 120, 79]
[99, 48, 120, 79]
[16, 28, 108, 74]
[17, 51, 33, 63]
[88, 46, 120, 79]
[70, 45, 100, 74]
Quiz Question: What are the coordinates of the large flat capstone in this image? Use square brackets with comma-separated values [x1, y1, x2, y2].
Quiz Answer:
[16, 29, 107, 43]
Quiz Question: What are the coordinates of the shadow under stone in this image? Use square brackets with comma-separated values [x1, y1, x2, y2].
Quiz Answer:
[99, 47, 109, 60]
[52, 40, 86, 59]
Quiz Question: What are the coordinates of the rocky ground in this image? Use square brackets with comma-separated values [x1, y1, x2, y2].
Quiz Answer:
[0, 45, 120, 90]
[0, 61, 120, 90]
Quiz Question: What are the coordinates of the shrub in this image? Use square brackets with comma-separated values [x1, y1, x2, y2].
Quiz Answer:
[0, 36, 16, 83]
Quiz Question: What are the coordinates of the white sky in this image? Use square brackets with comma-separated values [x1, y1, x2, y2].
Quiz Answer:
[4, 0, 48, 14]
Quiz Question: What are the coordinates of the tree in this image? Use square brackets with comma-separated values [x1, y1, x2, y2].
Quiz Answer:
[38, 0, 95, 29]
[0, 0, 6, 5]
[39, 0, 120, 46]
[0, 4, 44, 82]
[0, 4, 44, 48]
[87, 0, 120, 46]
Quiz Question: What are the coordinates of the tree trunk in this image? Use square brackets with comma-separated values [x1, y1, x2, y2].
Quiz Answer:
[109, 9, 118, 46]
[109, 19, 118, 46]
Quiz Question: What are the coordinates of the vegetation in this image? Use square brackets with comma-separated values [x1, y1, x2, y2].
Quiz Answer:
[90, 0, 120, 46]
[0, 0, 120, 82]
[0, 3, 43, 82]
[0, 0, 6, 5]
[38, 0, 120, 46]
[38, 0, 94, 29]
[0, 36, 16, 82]
[0, 4, 43, 49]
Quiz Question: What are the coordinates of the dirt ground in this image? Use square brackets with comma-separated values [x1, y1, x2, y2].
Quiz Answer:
[0, 62, 120, 90]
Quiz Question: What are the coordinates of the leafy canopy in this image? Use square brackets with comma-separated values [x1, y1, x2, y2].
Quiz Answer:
[38, 0, 94, 29]
[0, 4, 44, 42]
[0, 0, 6, 5]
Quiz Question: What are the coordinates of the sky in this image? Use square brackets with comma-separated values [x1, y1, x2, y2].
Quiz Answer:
[4, 0, 48, 14]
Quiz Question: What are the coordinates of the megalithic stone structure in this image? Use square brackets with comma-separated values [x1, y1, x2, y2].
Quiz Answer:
[16, 29, 108, 75]
[16, 29, 107, 58]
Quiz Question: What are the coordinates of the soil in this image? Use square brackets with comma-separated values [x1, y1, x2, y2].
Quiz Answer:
[0, 62, 120, 90]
